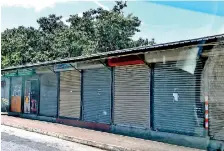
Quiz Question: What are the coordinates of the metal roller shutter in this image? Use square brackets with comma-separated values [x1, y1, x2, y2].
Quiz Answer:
[59, 70, 81, 119]
[83, 67, 112, 124]
[39, 73, 58, 117]
[114, 64, 150, 128]
[153, 60, 205, 136]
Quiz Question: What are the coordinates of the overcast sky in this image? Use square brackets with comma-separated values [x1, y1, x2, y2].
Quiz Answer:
[1, 0, 224, 43]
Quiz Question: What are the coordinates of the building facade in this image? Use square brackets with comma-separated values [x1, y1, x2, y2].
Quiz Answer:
[1, 34, 224, 150]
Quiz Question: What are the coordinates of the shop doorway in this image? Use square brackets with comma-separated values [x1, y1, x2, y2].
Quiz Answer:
[24, 79, 39, 114]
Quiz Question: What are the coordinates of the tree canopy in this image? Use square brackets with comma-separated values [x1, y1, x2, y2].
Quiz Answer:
[1, 1, 155, 68]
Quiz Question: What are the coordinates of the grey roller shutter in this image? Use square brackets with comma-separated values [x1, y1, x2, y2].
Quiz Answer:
[39, 73, 58, 117]
[59, 70, 81, 119]
[83, 67, 111, 124]
[114, 64, 150, 128]
[153, 60, 205, 136]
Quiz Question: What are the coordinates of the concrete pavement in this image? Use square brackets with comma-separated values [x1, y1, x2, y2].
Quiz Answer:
[1, 115, 204, 151]
[1, 125, 104, 151]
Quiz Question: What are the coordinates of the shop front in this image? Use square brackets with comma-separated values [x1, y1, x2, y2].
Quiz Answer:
[145, 47, 205, 136]
[4, 69, 38, 114]
[81, 60, 112, 124]
[36, 67, 58, 117]
[109, 55, 151, 132]
[23, 75, 39, 114]
[55, 63, 81, 119]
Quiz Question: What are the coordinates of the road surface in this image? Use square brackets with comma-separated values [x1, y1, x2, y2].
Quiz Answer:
[1, 125, 104, 151]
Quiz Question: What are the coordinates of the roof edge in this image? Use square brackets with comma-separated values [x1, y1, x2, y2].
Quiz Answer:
[2, 33, 224, 72]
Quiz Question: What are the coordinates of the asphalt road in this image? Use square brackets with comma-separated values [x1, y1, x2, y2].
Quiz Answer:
[1, 125, 104, 151]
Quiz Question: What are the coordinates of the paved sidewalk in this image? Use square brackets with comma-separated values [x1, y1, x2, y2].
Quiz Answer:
[1, 115, 203, 151]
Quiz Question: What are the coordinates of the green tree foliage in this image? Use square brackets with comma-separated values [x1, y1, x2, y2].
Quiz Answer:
[1, 1, 155, 68]
[1, 26, 43, 67]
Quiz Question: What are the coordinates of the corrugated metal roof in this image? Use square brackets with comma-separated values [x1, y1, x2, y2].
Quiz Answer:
[2, 33, 224, 71]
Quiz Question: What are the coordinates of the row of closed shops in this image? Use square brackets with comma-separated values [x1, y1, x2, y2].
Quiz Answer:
[1, 45, 224, 141]
[7, 72, 58, 116]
